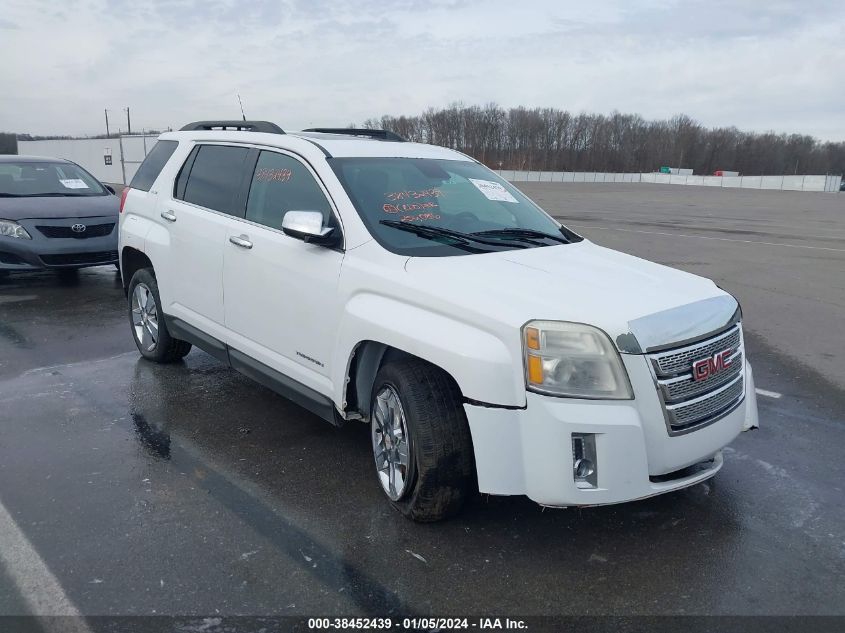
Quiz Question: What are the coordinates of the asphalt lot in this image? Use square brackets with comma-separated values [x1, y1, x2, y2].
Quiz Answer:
[0, 183, 843, 624]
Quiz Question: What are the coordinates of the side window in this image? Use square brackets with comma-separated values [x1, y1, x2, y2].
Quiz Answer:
[173, 146, 199, 200]
[130, 140, 178, 191]
[245, 151, 333, 230]
[182, 145, 250, 216]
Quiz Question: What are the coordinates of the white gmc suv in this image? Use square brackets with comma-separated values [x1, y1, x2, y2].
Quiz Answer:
[119, 120, 759, 522]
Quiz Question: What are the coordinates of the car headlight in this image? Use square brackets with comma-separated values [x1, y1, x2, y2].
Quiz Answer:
[523, 320, 633, 399]
[0, 219, 31, 240]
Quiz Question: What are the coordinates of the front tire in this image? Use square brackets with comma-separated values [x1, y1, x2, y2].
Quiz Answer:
[370, 359, 475, 522]
[127, 268, 192, 363]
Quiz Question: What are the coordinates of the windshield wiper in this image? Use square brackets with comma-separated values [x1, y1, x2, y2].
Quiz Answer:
[472, 228, 572, 244]
[379, 220, 529, 251]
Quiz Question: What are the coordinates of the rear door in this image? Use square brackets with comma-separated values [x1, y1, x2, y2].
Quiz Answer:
[223, 149, 344, 397]
[164, 144, 254, 341]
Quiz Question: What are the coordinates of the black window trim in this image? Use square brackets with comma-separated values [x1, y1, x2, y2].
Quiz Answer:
[173, 145, 199, 200]
[168, 141, 346, 251]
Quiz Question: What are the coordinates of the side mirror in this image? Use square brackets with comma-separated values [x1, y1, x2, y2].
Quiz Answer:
[104, 184, 116, 195]
[281, 210, 338, 246]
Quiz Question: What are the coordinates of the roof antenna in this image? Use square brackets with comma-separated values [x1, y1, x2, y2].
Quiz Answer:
[237, 93, 247, 121]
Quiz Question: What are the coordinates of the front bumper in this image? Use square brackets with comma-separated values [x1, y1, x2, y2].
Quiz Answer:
[465, 360, 759, 507]
[0, 216, 118, 270]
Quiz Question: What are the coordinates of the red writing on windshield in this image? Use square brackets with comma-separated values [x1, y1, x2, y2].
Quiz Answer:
[401, 213, 441, 222]
[255, 168, 292, 182]
[385, 188, 442, 201]
[383, 201, 439, 214]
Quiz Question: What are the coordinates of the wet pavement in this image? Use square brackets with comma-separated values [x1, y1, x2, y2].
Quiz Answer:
[0, 185, 844, 620]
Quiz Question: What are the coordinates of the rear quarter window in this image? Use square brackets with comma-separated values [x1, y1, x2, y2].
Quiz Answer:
[130, 140, 179, 192]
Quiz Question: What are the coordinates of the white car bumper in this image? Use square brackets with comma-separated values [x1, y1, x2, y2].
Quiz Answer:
[464, 361, 759, 507]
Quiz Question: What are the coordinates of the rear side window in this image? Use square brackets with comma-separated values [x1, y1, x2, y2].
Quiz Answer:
[181, 145, 250, 216]
[245, 151, 333, 230]
[173, 146, 199, 200]
[130, 140, 178, 191]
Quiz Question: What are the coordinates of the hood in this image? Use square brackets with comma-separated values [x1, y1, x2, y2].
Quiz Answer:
[0, 194, 119, 221]
[403, 240, 737, 353]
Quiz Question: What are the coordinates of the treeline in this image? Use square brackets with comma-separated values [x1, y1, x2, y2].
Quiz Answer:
[362, 104, 845, 176]
[13, 131, 169, 141]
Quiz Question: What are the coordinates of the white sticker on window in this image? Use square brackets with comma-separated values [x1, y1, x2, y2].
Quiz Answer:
[59, 179, 89, 189]
[468, 178, 518, 203]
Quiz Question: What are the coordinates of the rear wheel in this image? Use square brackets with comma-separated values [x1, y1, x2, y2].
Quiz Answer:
[370, 359, 475, 522]
[127, 268, 192, 363]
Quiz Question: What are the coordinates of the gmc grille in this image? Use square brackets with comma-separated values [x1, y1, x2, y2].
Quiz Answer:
[649, 324, 745, 435]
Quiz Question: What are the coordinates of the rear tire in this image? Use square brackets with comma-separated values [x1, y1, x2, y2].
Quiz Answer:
[127, 268, 192, 363]
[370, 359, 475, 522]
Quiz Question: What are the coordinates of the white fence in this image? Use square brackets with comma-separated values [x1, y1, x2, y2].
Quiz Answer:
[18, 135, 160, 184]
[15, 138, 843, 193]
[497, 170, 641, 184]
[497, 170, 843, 193]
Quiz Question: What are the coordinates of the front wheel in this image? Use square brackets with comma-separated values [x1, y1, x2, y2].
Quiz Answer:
[127, 268, 192, 363]
[370, 359, 475, 522]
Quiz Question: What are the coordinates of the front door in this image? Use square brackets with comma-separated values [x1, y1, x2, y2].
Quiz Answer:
[223, 149, 344, 398]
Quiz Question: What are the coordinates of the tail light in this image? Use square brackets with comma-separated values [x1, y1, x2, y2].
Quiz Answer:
[119, 187, 131, 213]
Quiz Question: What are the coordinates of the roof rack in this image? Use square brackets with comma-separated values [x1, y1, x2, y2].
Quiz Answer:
[179, 120, 285, 134]
[302, 128, 406, 142]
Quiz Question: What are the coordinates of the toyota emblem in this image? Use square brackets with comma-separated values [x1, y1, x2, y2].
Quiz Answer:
[71, 223, 87, 233]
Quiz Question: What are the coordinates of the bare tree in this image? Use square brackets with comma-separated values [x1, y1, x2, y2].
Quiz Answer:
[355, 105, 845, 176]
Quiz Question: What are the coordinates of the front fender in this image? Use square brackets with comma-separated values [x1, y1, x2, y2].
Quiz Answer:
[332, 292, 526, 409]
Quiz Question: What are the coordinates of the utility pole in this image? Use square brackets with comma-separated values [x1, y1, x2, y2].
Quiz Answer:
[104, 109, 110, 137]
[124, 107, 131, 135]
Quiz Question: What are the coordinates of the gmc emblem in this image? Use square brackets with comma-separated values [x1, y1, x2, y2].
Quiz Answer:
[692, 349, 733, 381]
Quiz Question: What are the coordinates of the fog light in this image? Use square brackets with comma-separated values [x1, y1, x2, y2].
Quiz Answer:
[572, 433, 598, 489]
[574, 458, 595, 479]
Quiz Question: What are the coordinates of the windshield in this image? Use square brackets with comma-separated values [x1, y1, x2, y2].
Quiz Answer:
[0, 161, 107, 197]
[330, 157, 580, 256]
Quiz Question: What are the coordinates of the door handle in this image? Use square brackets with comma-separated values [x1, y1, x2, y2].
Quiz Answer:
[160, 210, 177, 222]
[229, 235, 253, 249]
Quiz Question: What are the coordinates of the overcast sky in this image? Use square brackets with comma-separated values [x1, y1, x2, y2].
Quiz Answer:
[1, 0, 843, 140]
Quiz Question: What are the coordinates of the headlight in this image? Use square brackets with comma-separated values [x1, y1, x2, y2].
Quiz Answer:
[0, 219, 31, 239]
[523, 320, 633, 399]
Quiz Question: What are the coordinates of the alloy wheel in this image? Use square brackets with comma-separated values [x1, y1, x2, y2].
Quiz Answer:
[131, 283, 159, 352]
[371, 385, 412, 500]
